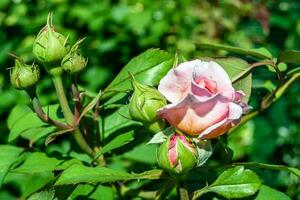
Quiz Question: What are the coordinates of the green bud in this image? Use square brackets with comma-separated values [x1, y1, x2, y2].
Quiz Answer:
[157, 132, 198, 175]
[32, 13, 70, 69]
[128, 76, 167, 133]
[10, 59, 40, 90]
[62, 38, 87, 73]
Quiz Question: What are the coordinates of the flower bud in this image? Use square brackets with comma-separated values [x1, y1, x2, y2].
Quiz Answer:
[157, 132, 198, 175]
[10, 59, 40, 90]
[62, 38, 87, 74]
[32, 13, 70, 68]
[128, 76, 167, 133]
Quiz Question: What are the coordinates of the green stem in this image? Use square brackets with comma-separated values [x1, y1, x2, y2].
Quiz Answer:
[179, 182, 189, 200]
[155, 180, 174, 200]
[52, 75, 74, 124]
[52, 75, 95, 157]
[191, 186, 209, 200]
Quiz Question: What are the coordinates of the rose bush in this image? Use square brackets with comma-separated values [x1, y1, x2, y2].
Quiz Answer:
[158, 60, 249, 138]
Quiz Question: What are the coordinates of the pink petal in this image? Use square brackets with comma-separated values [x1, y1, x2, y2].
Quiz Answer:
[234, 90, 245, 103]
[157, 93, 229, 135]
[199, 102, 243, 139]
[199, 118, 229, 139]
[233, 91, 251, 114]
[193, 61, 234, 99]
[228, 102, 243, 120]
[191, 80, 212, 99]
[168, 134, 178, 167]
[158, 60, 200, 103]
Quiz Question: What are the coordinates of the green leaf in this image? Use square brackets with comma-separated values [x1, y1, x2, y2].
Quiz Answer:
[198, 43, 272, 59]
[202, 57, 252, 103]
[147, 127, 174, 144]
[55, 159, 82, 171]
[279, 50, 300, 63]
[267, 62, 287, 73]
[8, 104, 62, 142]
[4, 171, 55, 198]
[103, 105, 141, 136]
[194, 139, 213, 167]
[208, 166, 261, 199]
[94, 132, 134, 159]
[123, 143, 157, 165]
[234, 162, 300, 179]
[27, 190, 57, 200]
[78, 89, 102, 122]
[55, 164, 165, 185]
[8, 112, 46, 142]
[255, 185, 291, 200]
[13, 152, 62, 174]
[286, 67, 300, 77]
[102, 48, 174, 99]
[69, 184, 114, 200]
[7, 104, 31, 130]
[21, 126, 56, 143]
[0, 145, 23, 186]
[278, 62, 287, 72]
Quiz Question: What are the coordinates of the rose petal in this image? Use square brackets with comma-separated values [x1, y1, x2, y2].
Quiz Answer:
[158, 60, 200, 103]
[158, 93, 229, 135]
[193, 61, 234, 99]
[191, 80, 212, 99]
[169, 135, 178, 167]
[199, 102, 243, 139]
[228, 102, 243, 120]
[234, 90, 245, 103]
[198, 117, 229, 139]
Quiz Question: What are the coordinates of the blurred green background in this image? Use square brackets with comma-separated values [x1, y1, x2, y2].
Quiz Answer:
[0, 0, 299, 199]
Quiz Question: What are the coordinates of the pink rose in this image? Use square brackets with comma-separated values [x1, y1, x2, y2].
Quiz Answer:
[157, 60, 248, 138]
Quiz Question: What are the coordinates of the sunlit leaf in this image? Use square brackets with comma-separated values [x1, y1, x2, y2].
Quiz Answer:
[13, 152, 62, 174]
[279, 50, 300, 63]
[103, 48, 174, 99]
[198, 43, 272, 59]
[55, 164, 166, 185]
[27, 190, 57, 200]
[255, 185, 291, 200]
[0, 145, 23, 186]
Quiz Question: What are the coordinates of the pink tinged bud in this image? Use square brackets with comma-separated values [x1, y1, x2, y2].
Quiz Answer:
[157, 132, 197, 174]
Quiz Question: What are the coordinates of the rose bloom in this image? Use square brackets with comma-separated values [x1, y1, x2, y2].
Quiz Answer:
[157, 60, 249, 139]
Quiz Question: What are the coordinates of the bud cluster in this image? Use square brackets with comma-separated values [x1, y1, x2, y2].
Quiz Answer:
[10, 13, 88, 90]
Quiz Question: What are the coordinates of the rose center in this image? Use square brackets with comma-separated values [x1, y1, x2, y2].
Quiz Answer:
[195, 77, 217, 94]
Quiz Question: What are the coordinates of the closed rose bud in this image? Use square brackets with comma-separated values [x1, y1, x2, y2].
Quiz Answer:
[32, 13, 70, 69]
[157, 132, 198, 175]
[62, 39, 87, 74]
[10, 59, 40, 90]
[129, 76, 167, 133]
